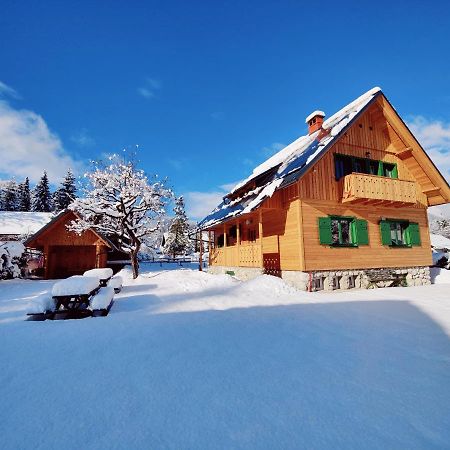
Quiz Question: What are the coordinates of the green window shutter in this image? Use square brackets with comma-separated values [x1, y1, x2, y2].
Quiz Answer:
[380, 220, 391, 245]
[354, 219, 369, 245]
[408, 222, 421, 246]
[377, 161, 384, 176]
[392, 164, 398, 179]
[318, 217, 332, 245]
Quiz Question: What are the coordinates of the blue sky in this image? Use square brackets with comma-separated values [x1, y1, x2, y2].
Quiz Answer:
[1, 0, 450, 219]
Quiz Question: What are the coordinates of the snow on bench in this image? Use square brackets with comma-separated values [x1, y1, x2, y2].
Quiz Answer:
[90, 286, 115, 310]
[52, 275, 100, 297]
[83, 268, 113, 281]
[107, 275, 123, 293]
[27, 294, 55, 314]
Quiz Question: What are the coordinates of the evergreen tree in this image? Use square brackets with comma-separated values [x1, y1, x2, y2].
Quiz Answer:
[54, 169, 77, 211]
[32, 172, 52, 212]
[163, 196, 192, 258]
[2, 180, 19, 211]
[18, 177, 31, 212]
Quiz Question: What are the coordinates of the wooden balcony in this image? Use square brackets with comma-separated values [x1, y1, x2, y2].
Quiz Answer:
[342, 173, 417, 206]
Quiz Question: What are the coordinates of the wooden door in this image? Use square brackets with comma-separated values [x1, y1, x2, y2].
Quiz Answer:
[47, 245, 96, 279]
[263, 253, 281, 278]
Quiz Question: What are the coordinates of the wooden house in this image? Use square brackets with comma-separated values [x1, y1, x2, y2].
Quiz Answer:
[199, 87, 450, 290]
[25, 210, 127, 279]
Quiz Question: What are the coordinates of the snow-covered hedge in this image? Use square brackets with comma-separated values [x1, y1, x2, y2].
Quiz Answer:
[0, 242, 26, 280]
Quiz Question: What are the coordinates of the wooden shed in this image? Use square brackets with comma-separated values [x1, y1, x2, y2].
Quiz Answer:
[25, 210, 112, 279]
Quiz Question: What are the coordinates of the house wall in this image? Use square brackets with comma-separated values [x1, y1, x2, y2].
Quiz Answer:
[208, 101, 436, 274]
[300, 199, 432, 271]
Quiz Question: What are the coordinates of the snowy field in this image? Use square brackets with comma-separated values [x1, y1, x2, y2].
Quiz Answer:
[1, 265, 450, 449]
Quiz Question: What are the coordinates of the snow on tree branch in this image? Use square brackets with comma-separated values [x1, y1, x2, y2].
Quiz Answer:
[68, 153, 173, 278]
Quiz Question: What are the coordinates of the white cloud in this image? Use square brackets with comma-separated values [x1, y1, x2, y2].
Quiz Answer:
[184, 181, 239, 220]
[0, 97, 83, 183]
[71, 128, 95, 147]
[0, 81, 20, 99]
[138, 78, 161, 99]
[407, 116, 450, 181]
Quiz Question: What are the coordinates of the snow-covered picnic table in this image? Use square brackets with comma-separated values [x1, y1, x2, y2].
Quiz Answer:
[27, 271, 118, 320]
[51, 275, 103, 318]
[84, 268, 113, 286]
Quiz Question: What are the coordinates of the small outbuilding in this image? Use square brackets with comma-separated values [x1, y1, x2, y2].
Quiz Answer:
[25, 210, 114, 279]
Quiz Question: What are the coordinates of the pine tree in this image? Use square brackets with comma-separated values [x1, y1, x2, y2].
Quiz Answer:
[163, 196, 192, 258]
[18, 177, 32, 212]
[2, 180, 19, 211]
[54, 169, 77, 211]
[32, 172, 52, 212]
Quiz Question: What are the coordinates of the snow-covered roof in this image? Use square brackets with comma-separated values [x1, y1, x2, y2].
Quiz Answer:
[430, 233, 450, 250]
[199, 87, 382, 229]
[0, 211, 54, 236]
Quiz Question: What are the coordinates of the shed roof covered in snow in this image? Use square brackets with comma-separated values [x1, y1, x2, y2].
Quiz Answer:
[0, 211, 54, 238]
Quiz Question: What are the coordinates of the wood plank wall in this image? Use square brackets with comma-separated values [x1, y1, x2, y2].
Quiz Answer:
[301, 199, 432, 271]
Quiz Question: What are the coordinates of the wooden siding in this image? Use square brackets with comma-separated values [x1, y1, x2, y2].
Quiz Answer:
[301, 199, 432, 271]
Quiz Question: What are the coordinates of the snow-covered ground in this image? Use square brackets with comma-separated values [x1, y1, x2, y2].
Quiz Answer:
[1, 265, 450, 449]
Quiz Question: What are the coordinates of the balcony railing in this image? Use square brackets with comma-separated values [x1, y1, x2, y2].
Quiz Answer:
[210, 243, 261, 267]
[342, 173, 417, 206]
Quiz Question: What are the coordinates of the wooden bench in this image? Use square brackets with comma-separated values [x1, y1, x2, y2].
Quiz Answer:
[367, 273, 406, 289]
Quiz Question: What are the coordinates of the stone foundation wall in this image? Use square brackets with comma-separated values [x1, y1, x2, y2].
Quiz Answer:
[282, 266, 431, 291]
[209, 265, 431, 291]
[207, 265, 263, 280]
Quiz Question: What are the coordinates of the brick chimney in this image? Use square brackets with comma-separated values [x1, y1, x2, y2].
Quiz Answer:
[305, 110, 325, 135]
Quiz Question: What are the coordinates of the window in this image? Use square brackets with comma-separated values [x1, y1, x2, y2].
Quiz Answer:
[318, 216, 369, 246]
[352, 157, 366, 174]
[382, 162, 398, 178]
[390, 221, 408, 246]
[333, 276, 342, 290]
[348, 275, 356, 289]
[334, 154, 354, 180]
[312, 277, 325, 291]
[368, 160, 379, 175]
[334, 153, 398, 180]
[379, 220, 421, 247]
[217, 234, 224, 248]
[331, 217, 353, 245]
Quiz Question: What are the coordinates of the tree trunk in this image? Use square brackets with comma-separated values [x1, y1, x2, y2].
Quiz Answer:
[130, 242, 141, 279]
[131, 250, 139, 279]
